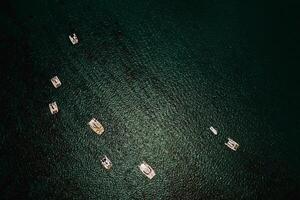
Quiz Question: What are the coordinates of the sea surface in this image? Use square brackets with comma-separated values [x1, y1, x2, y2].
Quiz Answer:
[0, 0, 299, 199]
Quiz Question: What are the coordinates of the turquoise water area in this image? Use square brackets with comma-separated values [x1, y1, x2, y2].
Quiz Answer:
[0, 0, 299, 199]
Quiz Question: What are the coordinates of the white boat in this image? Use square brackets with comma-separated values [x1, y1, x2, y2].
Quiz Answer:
[50, 76, 61, 88]
[139, 161, 156, 179]
[88, 118, 104, 135]
[209, 126, 218, 135]
[225, 138, 239, 151]
[100, 155, 112, 170]
[69, 33, 79, 45]
[49, 102, 59, 114]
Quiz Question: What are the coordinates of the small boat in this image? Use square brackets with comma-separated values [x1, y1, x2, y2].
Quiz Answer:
[139, 161, 156, 179]
[100, 155, 112, 170]
[209, 126, 218, 135]
[88, 118, 104, 135]
[225, 138, 239, 151]
[69, 33, 79, 45]
[49, 102, 59, 114]
[50, 76, 61, 88]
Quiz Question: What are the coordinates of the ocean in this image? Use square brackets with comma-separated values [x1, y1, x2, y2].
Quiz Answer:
[0, 0, 299, 199]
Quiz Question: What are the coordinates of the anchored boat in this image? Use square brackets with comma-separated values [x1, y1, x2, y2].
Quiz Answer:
[100, 155, 112, 170]
[88, 118, 104, 135]
[69, 33, 79, 45]
[209, 126, 218, 135]
[225, 138, 239, 151]
[49, 102, 59, 114]
[139, 161, 156, 179]
[50, 76, 61, 88]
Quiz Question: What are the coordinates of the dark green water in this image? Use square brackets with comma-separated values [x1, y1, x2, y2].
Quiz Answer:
[1, 0, 299, 199]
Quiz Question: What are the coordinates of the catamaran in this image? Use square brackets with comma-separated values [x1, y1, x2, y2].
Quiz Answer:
[225, 138, 239, 151]
[100, 155, 112, 170]
[49, 102, 59, 114]
[50, 76, 61, 88]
